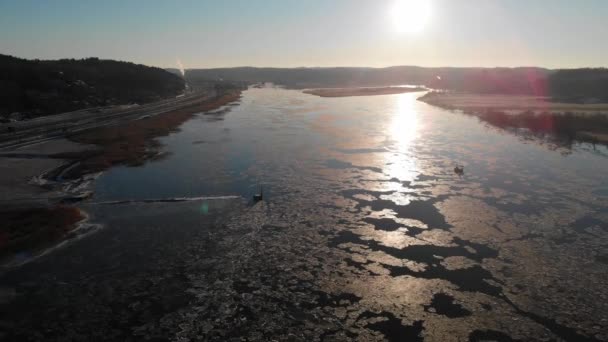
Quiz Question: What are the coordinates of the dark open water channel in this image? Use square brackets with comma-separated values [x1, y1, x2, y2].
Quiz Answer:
[2, 88, 608, 341]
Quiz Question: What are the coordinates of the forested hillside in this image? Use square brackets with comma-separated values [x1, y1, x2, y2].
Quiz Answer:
[0, 55, 185, 119]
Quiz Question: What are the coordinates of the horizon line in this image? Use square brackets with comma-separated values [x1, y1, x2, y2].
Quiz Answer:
[3, 53, 607, 71]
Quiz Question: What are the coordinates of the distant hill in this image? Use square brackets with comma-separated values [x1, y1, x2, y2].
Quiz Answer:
[186, 66, 608, 102]
[186, 66, 551, 94]
[0, 55, 185, 119]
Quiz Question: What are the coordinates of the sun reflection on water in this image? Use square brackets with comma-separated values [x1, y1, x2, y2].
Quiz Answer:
[384, 93, 420, 184]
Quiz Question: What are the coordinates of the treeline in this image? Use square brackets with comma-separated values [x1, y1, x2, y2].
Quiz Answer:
[549, 68, 608, 103]
[186, 66, 608, 102]
[186, 66, 550, 94]
[0, 54, 185, 119]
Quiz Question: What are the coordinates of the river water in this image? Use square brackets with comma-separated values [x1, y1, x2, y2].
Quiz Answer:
[3, 87, 608, 341]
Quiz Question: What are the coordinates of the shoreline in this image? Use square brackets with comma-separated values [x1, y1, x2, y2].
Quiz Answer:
[0, 89, 244, 267]
[64, 90, 243, 179]
[418, 91, 608, 146]
[303, 86, 426, 98]
[0, 206, 87, 267]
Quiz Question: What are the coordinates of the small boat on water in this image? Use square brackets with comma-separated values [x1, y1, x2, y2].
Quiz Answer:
[253, 186, 264, 201]
[454, 165, 464, 175]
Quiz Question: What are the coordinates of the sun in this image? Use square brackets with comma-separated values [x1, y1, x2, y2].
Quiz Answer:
[391, 0, 431, 33]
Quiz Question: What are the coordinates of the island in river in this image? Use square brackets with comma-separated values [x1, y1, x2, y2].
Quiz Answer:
[303, 86, 426, 97]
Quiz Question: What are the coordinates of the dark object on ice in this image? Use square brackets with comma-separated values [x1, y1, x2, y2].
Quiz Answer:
[60, 191, 93, 204]
[454, 165, 464, 175]
[253, 186, 263, 202]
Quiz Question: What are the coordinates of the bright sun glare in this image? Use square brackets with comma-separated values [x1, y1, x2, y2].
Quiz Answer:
[391, 0, 431, 33]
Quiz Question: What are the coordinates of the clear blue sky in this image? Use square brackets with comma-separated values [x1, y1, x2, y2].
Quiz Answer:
[1, 0, 607, 69]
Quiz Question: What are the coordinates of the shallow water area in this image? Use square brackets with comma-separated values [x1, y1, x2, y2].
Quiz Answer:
[2, 88, 608, 341]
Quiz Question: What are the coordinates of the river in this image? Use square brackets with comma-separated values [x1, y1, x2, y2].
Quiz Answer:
[2, 87, 608, 341]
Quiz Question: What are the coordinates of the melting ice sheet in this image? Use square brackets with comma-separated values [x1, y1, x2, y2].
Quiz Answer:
[3, 88, 608, 341]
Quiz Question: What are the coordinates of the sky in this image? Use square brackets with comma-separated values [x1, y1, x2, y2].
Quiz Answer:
[1, 0, 607, 69]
